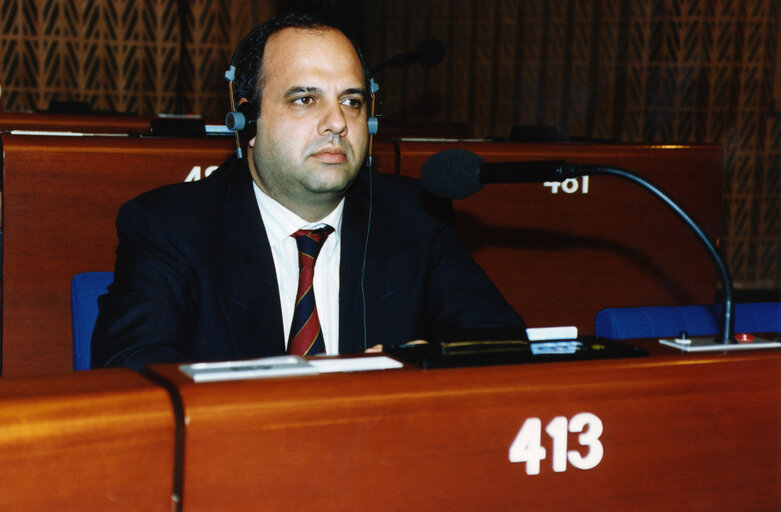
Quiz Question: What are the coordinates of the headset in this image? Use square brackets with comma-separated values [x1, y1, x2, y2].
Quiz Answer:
[223, 27, 379, 162]
[223, 27, 257, 160]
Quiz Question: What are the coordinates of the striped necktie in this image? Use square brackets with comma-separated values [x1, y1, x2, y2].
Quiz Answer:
[287, 226, 334, 356]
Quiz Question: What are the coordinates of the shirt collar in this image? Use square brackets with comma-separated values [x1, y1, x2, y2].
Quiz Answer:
[253, 181, 344, 248]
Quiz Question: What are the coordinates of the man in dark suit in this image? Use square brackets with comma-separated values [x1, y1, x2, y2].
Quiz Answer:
[92, 12, 524, 370]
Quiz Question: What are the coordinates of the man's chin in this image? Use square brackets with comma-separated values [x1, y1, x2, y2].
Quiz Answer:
[306, 165, 361, 190]
[305, 180, 354, 197]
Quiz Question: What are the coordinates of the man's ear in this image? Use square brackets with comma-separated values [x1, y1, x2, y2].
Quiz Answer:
[238, 97, 256, 147]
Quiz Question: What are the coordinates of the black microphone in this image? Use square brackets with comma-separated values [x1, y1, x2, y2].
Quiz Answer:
[420, 148, 736, 345]
[420, 148, 589, 199]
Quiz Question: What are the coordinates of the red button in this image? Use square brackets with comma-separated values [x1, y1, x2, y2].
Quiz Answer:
[735, 333, 755, 343]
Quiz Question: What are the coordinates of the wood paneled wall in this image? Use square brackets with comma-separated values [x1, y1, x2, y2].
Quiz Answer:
[0, 0, 778, 289]
[0, 0, 272, 115]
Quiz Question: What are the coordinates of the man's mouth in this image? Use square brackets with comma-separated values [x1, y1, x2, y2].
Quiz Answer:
[311, 147, 348, 164]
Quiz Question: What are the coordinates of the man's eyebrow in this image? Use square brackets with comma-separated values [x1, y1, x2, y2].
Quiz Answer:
[283, 86, 367, 99]
[284, 86, 322, 98]
[342, 87, 366, 97]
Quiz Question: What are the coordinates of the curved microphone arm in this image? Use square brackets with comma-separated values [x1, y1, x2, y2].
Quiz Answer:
[419, 148, 735, 344]
[583, 165, 735, 344]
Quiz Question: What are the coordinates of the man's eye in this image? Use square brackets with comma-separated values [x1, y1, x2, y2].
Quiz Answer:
[293, 96, 314, 105]
[342, 98, 364, 109]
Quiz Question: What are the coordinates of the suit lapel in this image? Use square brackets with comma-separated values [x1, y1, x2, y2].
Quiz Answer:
[215, 160, 285, 357]
[339, 170, 404, 353]
[339, 185, 368, 354]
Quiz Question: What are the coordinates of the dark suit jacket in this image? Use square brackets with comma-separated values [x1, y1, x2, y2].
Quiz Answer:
[92, 156, 524, 370]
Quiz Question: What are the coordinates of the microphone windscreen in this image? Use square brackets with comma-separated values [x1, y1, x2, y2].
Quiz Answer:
[421, 149, 484, 199]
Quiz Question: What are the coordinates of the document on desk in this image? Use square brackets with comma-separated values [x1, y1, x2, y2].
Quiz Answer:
[180, 355, 403, 382]
[309, 356, 403, 373]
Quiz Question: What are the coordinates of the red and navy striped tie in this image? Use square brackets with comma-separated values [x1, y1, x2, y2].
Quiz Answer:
[287, 226, 334, 356]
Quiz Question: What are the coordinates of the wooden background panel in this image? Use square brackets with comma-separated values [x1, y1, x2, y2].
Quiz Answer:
[1, 134, 235, 375]
[387, 140, 724, 331]
[0, 0, 777, 295]
[365, 0, 780, 290]
[0, 0, 271, 115]
[0, 0, 777, 288]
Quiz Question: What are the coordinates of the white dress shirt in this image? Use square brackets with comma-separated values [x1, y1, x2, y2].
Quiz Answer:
[253, 182, 342, 355]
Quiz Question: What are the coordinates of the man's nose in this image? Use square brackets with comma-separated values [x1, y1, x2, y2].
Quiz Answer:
[318, 100, 348, 137]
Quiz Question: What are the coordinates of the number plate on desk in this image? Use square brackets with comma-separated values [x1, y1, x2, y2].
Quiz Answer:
[509, 413, 604, 475]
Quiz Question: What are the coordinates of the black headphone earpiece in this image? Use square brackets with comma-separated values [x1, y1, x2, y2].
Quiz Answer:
[224, 100, 254, 133]
[225, 100, 257, 153]
[224, 60, 248, 159]
[368, 78, 379, 136]
[224, 26, 256, 159]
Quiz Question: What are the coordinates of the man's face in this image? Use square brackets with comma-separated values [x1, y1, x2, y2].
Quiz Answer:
[248, 27, 368, 220]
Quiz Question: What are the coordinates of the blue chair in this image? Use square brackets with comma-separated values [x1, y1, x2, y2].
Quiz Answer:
[595, 302, 781, 340]
[71, 271, 113, 370]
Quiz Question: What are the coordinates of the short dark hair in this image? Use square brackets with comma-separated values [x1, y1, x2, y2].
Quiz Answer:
[232, 11, 371, 119]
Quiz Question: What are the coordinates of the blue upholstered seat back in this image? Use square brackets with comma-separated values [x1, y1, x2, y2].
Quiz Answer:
[595, 303, 781, 340]
[71, 271, 113, 370]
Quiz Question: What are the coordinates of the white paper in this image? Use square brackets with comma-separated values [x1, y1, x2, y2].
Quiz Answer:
[179, 355, 403, 382]
[526, 326, 578, 341]
[309, 355, 404, 373]
[179, 355, 317, 382]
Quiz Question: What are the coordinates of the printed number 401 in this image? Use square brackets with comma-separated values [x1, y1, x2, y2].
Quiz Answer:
[508, 412, 604, 475]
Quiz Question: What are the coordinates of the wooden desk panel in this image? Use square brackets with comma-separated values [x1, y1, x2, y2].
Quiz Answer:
[0, 111, 153, 133]
[381, 141, 724, 333]
[0, 135, 720, 374]
[1, 134, 236, 375]
[0, 136, 394, 376]
[150, 346, 781, 511]
[0, 368, 176, 511]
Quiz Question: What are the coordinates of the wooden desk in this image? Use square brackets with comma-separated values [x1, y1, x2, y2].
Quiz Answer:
[0, 368, 176, 511]
[149, 344, 781, 511]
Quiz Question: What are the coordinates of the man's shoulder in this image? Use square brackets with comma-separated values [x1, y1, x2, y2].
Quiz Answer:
[126, 156, 244, 213]
[115, 155, 251, 241]
[369, 170, 420, 194]
[364, 170, 453, 225]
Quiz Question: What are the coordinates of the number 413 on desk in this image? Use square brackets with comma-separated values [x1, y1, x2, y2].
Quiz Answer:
[508, 412, 604, 475]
